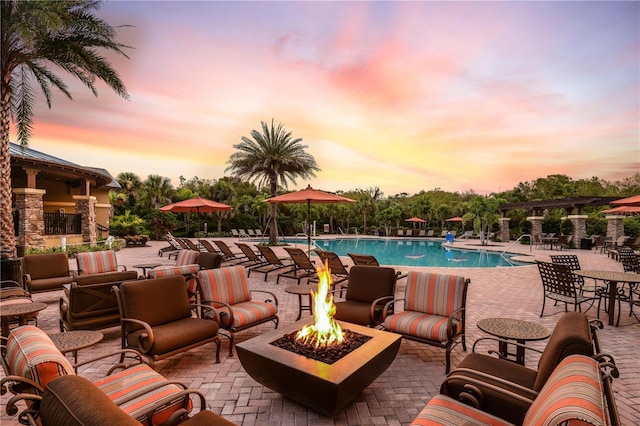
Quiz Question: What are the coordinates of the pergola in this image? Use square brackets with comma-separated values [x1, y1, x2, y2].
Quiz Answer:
[499, 196, 620, 216]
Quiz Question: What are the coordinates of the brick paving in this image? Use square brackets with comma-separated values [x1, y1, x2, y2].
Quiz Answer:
[2, 238, 639, 425]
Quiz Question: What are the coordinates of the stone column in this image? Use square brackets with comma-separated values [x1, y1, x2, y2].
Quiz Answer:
[527, 216, 543, 240]
[567, 215, 587, 246]
[498, 217, 510, 242]
[606, 216, 625, 241]
[74, 195, 97, 244]
[13, 188, 46, 250]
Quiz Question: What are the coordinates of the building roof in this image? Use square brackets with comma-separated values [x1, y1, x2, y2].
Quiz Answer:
[9, 142, 120, 189]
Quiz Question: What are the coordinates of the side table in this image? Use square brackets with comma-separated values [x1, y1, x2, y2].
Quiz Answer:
[48, 330, 104, 365]
[477, 317, 550, 365]
[132, 263, 163, 276]
[285, 284, 316, 321]
[1, 302, 47, 338]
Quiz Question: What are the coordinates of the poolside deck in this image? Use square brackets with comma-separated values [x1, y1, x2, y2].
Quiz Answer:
[2, 238, 638, 425]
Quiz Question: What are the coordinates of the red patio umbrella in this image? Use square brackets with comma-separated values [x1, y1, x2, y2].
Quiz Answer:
[160, 196, 232, 232]
[610, 195, 640, 207]
[265, 185, 355, 251]
[445, 216, 463, 222]
[404, 217, 426, 228]
[602, 205, 640, 215]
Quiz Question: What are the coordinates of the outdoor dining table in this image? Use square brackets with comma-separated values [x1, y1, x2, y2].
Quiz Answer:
[1, 302, 48, 338]
[574, 270, 640, 326]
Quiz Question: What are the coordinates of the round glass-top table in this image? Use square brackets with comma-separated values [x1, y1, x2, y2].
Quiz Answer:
[574, 270, 640, 326]
[477, 317, 550, 365]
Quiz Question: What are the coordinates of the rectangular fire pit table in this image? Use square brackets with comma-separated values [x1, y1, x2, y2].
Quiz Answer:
[236, 319, 401, 417]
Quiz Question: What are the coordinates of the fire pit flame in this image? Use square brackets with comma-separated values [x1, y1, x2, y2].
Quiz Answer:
[296, 261, 344, 348]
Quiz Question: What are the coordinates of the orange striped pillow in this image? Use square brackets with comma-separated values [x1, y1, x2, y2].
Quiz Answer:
[524, 355, 607, 425]
[404, 272, 467, 316]
[197, 266, 251, 307]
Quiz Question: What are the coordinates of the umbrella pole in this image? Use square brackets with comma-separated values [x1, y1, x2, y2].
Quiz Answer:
[307, 200, 311, 254]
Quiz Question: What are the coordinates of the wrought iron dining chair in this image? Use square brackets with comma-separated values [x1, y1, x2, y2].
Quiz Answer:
[536, 261, 600, 317]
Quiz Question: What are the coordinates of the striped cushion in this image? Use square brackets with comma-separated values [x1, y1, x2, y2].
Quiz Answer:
[523, 355, 607, 426]
[148, 265, 200, 296]
[197, 266, 251, 306]
[404, 272, 466, 316]
[215, 301, 278, 328]
[411, 394, 511, 426]
[76, 250, 119, 274]
[383, 311, 457, 342]
[94, 363, 191, 426]
[175, 250, 200, 266]
[6, 326, 75, 389]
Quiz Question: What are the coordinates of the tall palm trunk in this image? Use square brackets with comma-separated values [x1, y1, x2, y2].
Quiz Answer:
[268, 176, 279, 245]
[0, 75, 15, 258]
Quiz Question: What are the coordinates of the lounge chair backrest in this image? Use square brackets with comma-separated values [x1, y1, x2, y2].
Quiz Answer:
[197, 252, 222, 270]
[284, 247, 314, 269]
[236, 243, 261, 261]
[315, 250, 348, 274]
[22, 253, 70, 280]
[404, 271, 467, 316]
[76, 250, 119, 275]
[257, 245, 282, 264]
[348, 253, 380, 266]
[118, 276, 192, 332]
[197, 266, 251, 307]
[523, 355, 607, 425]
[533, 311, 593, 391]
[5, 326, 75, 389]
[175, 250, 200, 266]
[346, 266, 396, 304]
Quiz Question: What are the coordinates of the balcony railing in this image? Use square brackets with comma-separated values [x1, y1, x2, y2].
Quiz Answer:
[44, 212, 82, 235]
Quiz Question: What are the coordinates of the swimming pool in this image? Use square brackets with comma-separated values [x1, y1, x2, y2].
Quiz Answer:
[287, 237, 524, 268]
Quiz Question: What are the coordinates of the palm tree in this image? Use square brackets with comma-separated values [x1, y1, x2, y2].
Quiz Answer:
[1, 0, 130, 257]
[139, 175, 174, 211]
[226, 120, 319, 245]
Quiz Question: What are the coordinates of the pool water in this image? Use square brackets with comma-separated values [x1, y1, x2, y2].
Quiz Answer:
[302, 237, 524, 268]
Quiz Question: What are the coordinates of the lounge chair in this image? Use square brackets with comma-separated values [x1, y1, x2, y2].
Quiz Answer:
[426, 229, 434, 237]
[182, 238, 203, 252]
[246, 229, 256, 237]
[348, 253, 380, 266]
[158, 234, 182, 257]
[254, 228, 263, 237]
[235, 242, 269, 268]
[440, 230, 448, 238]
[211, 240, 247, 263]
[250, 245, 294, 281]
[231, 229, 240, 238]
[417, 229, 426, 237]
[238, 229, 250, 238]
[312, 249, 350, 289]
[277, 247, 317, 285]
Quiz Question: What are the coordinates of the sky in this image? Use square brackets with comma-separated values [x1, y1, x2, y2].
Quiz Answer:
[15, 1, 640, 196]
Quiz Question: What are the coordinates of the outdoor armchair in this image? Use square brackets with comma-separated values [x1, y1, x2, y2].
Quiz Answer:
[440, 311, 595, 425]
[75, 250, 127, 275]
[332, 265, 397, 327]
[22, 253, 74, 294]
[113, 276, 221, 365]
[196, 265, 278, 356]
[381, 271, 470, 373]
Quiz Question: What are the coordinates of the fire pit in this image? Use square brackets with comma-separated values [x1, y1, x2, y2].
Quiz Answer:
[236, 262, 401, 417]
[236, 319, 400, 417]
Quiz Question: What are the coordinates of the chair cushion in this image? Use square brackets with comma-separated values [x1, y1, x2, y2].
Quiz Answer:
[176, 250, 200, 266]
[148, 265, 200, 296]
[119, 277, 192, 330]
[523, 355, 606, 426]
[383, 311, 455, 342]
[345, 266, 396, 304]
[74, 270, 139, 286]
[214, 301, 277, 329]
[197, 266, 251, 306]
[23, 253, 70, 280]
[534, 311, 593, 391]
[41, 375, 139, 426]
[411, 394, 511, 426]
[94, 363, 192, 426]
[28, 276, 75, 292]
[404, 271, 467, 316]
[6, 326, 75, 389]
[76, 250, 120, 274]
[127, 317, 219, 355]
